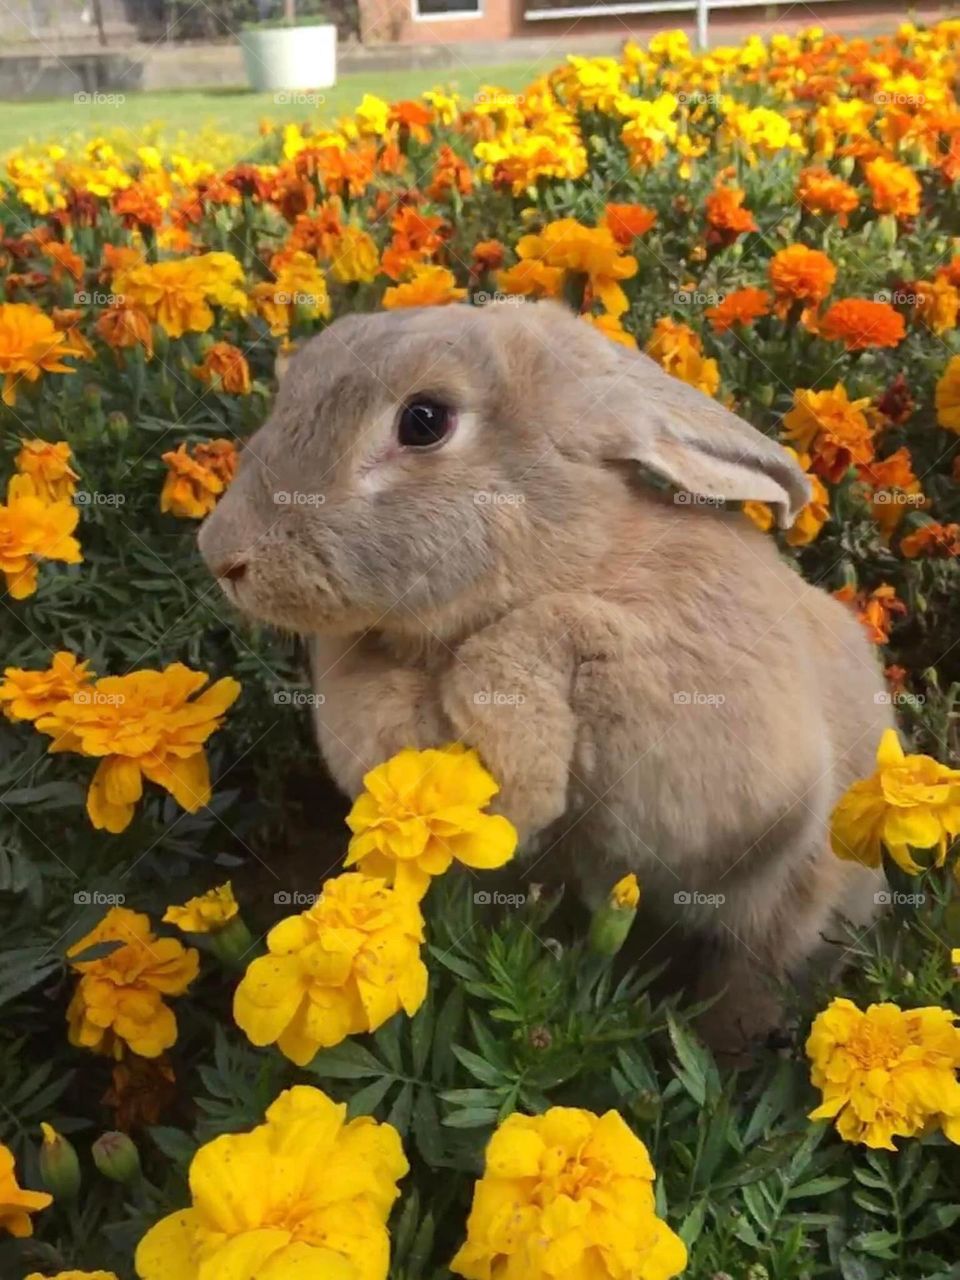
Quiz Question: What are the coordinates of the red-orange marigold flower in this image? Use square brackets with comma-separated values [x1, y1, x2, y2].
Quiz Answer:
[705, 287, 772, 333]
[820, 298, 906, 350]
[769, 245, 837, 310]
[900, 522, 960, 559]
[604, 202, 657, 246]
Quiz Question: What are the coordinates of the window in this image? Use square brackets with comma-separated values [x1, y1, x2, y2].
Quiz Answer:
[412, 0, 481, 20]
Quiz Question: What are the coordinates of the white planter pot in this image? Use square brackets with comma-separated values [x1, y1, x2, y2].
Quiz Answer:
[240, 23, 337, 93]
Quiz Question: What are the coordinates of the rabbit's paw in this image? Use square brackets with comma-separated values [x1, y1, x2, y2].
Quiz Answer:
[439, 664, 572, 842]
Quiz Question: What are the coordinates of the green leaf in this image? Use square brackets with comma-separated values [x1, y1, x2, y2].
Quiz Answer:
[346, 1077, 395, 1118]
[305, 1040, 387, 1080]
[452, 1045, 505, 1087]
[666, 1014, 717, 1106]
[148, 1126, 198, 1167]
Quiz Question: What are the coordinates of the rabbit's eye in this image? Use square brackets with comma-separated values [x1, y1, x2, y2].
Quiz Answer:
[397, 398, 454, 449]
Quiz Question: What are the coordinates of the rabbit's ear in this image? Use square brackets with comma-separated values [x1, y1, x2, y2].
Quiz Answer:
[599, 351, 810, 528]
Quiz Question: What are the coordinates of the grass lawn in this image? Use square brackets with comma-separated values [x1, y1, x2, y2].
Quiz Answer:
[0, 62, 535, 154]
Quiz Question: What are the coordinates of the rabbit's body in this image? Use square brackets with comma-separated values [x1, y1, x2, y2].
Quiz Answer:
[199, 300, 891, 1052]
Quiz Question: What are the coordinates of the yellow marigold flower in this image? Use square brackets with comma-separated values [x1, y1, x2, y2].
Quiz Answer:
[619, 93, 679, 168]
[66, 907, 198, 1059]
[645, 317, 719, 397]
[612, 872, 641, 908]
[0, 1141, 52, 1237]
[830, 728, 960, 874]
[354, 92, 391, 136]
[807, 997, 960, 1149]
[581, 310, 636, 347]
[251, 250, 331, 335]
[515, 217, 637, 317]
[135, 1085, 407, 1280]
[382, 264, 467, 310]
[26, 1272, 119, 1279]
[935, 354, 960, 432]
[0, 651, 94, 722]
[192, 341, 251, 394]
[234, 873, 427, 1063]
[743, 500, 775, 533]
[34, 662, 240, 833]
[723, 101, 804, 160]
[163, 881, 238, 934]
[113, 252, 247, 340]
[865, 156, 921, 219]
[914, 276, 959, 335]
[160, 440, 236, 520]
[0, 475, 82, 600]
[15, 439, 79, 503]
[344, 744, 518, 900]
[496, 258, 564, 300]
[451, 1107, 686, 1280]
[329, 225, 381, 284]
[0, 302, 86, 406]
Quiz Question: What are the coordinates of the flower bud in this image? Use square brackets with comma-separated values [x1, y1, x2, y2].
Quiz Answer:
[209, 913, 254, 967]
[39, 1123, 81, 1200]
[106, 410, 129, 440]
[92, 1131, 141, 1184]
[589, 873, 640, 956]
[877, 214, 898, 248]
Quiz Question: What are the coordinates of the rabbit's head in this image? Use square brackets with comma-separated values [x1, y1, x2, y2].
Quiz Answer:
[199, 302, 808, 637]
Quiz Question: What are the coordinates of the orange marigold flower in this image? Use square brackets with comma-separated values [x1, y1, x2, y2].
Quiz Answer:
[603, 202, 657, 245]
[581, 311, 636, 347]
[704, 185, 758, 245]
[0, 302, 86, 406]
[865, 156, 921, 219]
[160, 442, 234, 519]
[900, 522, 960, 559]
[705, 286, 772, 333]
[858, 446, 924, 536]
[192, 439, 238, 487]
[44, 240, 85, 284]
[496, 259, 564, 300]
[193, 342, 251, 395]
[795, 167, 859, 226]
[783, 384, 875, 482]
[745, 447, 829, 546]
[0, 1143, 51, 1237]
[472, 239, 505, 273]
[820, 298, 906, 350]
[645, 317, 719, 397]
[95, 306, 154, 359]
[0, 475, 82, 600]
[833, 582, 907, 644]
[426, 144, 473, 200]
[51, 307, 95, 361]
[382, 265, 466, 310]
[914, 277, 959, 335]
[769, 245, 836, 312]
[0, 651, 94, 723]
[66, 908, 199, 1058]
[15, 438, 79, 503]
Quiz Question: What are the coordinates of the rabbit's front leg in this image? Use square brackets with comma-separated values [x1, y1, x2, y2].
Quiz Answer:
[308, 634, 450, 797]
[440, 593, 624, 842]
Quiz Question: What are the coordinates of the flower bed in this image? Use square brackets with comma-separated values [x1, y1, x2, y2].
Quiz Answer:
[2, 21, 960, 1280]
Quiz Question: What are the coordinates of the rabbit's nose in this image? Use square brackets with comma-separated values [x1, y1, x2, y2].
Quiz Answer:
[216, 559, 247, 583]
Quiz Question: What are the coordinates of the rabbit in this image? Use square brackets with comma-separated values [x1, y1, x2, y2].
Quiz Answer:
[198, 299, 892, 1055]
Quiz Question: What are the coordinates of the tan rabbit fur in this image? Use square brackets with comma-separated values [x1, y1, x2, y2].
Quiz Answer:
[198, 300, 892, 1053]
